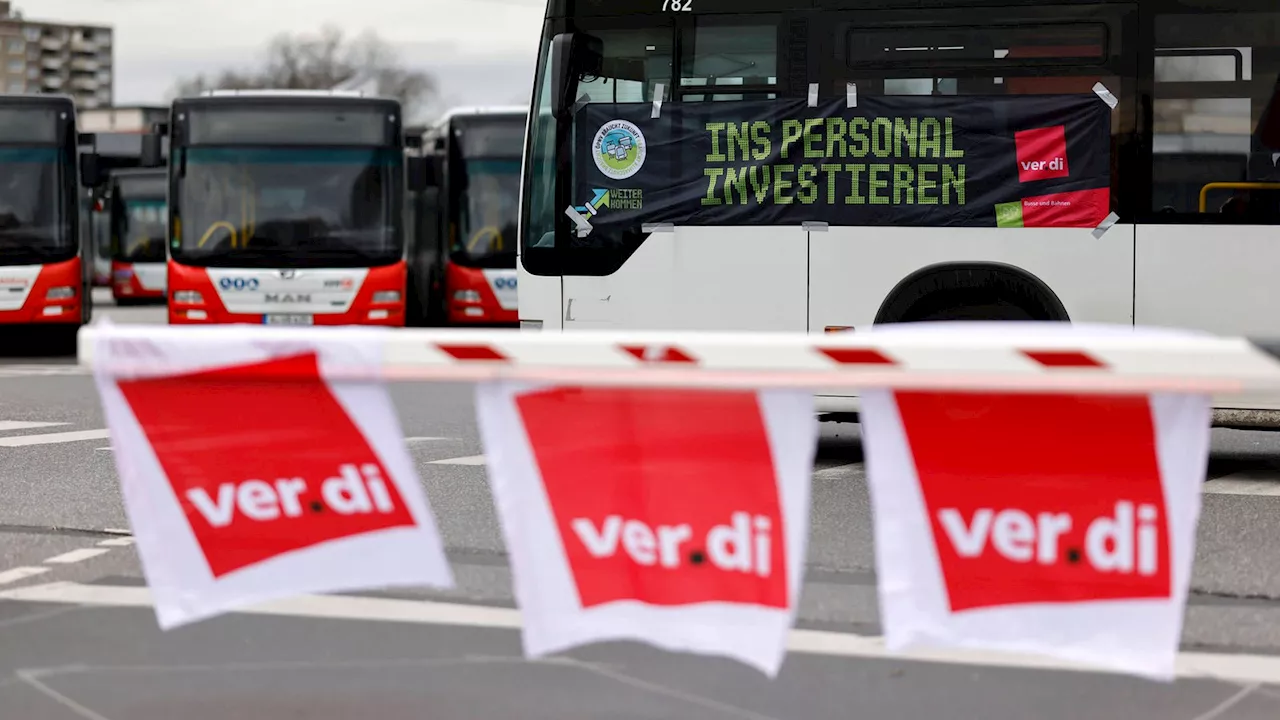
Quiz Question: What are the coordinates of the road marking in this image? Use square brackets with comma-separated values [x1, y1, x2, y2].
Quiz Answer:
[97, 537, 134, 547]
[0, 429, 111, 447]
[1204, 473, 1280, 496]
[0, 365, 90, 378]
[813, 462, 862, 479]
[0, 567, 49, 585]
[43, 548, 110, 564]
[3, 581, 1279, 685]
[0, 421, 69, 432]
[428, 454, 487, 466]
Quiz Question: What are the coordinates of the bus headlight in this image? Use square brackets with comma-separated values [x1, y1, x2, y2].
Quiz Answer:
[173, 291, 203, 304]
[453, 290, 481, 303]
[45, 286, 74, 300]
[372, 290, 401, 304]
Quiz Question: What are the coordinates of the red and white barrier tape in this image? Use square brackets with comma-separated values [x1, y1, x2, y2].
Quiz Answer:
[77, 323, 1280, 394]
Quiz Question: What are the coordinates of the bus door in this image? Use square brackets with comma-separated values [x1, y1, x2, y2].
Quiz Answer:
[542, 14, 808, 332]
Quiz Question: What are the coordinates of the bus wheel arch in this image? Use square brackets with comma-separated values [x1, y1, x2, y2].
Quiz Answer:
[873, 262, 1070, 324]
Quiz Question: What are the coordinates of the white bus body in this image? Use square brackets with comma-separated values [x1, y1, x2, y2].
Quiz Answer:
[517, 0, 1280, 428]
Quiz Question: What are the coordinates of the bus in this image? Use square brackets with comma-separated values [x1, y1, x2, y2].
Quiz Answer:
[140, 90, 412, 326]
[517, 0, 1280, 429]
[0, 94, 101, 343]
[87, 131, 170, 288]
[107, 168, 168, 304]
[407, 107, 525, 327]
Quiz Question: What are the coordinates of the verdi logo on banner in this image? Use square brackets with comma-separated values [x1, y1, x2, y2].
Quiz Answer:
[116, 353, 420, 578]
[475, 381, 815, 677]
[895, 392, 1173, 611]
[518, 387, 790, 608]
[573, 94, 1112, 231]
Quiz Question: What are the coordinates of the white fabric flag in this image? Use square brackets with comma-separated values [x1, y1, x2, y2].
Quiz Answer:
[858, 322, 1211, 680]
[477, 382, 816, 677]
[92, 324, 454, 629]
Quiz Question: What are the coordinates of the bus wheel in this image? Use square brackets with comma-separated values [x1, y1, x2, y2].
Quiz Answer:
[875, 262, 1069, 324]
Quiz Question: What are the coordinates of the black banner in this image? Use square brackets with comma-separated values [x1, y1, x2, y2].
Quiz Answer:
[572, 95, 1111, 232]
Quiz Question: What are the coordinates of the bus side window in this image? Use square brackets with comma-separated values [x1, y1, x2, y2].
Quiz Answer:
[678, 18, 779, 102]
[574, 27, 672, 105]
[834, 18, 1128, 220]
[1153, 10, 1280, 220]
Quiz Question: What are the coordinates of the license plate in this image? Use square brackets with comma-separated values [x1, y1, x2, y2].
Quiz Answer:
[263, 314, 314, 326]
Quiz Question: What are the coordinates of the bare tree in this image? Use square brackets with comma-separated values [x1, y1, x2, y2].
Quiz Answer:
[170, 25, 436, 117]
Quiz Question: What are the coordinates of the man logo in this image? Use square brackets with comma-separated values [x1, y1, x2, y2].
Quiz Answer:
[280, 270, 297, 280]
[592, 120, 647, 180]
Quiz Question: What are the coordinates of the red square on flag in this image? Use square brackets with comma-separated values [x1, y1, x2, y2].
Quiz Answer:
[894, 391, 1171, 612]
[516, 387, 789, 609]
[116, 352, 416, 578]
[1015, 125, 1070, 182]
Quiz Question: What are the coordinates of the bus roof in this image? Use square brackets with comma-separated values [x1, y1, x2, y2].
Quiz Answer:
[175, 91, 400, 110]
[544, 0, 1135, 13]
[434, 106, 527, 126]
[0, 93, 76, 111]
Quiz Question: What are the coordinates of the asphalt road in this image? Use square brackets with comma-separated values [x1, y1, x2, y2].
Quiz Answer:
[1, 288, 1280, 718]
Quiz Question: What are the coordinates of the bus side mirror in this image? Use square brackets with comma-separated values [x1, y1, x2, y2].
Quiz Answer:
[78, 152, 103, 188]
[140, 133, 164, 168]
[551, 32, 603, 120]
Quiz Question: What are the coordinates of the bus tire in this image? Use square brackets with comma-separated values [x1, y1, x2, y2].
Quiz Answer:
[874, 262, 1069, 325]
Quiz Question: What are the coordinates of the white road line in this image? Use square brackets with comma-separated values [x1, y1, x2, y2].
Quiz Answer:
[1204, 473, 1280, 497]
[0, 421, 69, 432]
[0, 429, 111, 447]
[97, 538, 134, 547]
[813, 462, 862, 479]
[427, 455, 487, 466]
[0, 567, 49, 585]
[43, 548, 110, 564]
[3, 581, 1279, 684]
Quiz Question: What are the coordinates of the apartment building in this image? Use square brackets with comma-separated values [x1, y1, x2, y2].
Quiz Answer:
[0, 0, 112, 109]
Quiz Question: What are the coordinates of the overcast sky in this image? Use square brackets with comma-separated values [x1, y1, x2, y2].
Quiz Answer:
[18, 0, 546, 119]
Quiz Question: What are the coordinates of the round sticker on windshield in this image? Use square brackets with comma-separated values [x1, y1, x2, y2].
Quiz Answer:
[592, 120, 647, 180]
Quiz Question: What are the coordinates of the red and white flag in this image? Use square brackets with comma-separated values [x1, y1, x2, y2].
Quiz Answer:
[476, 382, 816, 676]
[859, 324, 1211, 680]
[92, 326, 454, 629]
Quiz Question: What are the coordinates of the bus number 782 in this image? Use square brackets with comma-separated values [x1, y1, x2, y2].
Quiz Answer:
[662, 0, 692, 11]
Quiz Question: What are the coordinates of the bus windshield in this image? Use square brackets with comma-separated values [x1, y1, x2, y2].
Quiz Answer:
[171, 147, 401, 269]
[454, 158, 520, 268]
[114, 198, 167, 263]
[0, 147, 68, 265]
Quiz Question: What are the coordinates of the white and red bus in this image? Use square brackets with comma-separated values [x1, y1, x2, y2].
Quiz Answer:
[107, 168, 168, 304]
[141, 90, 411, 326]
[518, 0, 1280, 429]
[0, 93, 101, 344]
[406, 107, 525, 327]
